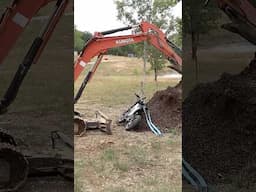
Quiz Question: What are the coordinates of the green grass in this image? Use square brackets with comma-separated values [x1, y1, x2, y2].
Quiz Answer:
[106, 186, 128, 192]
[150, 141, 162, 152]
[75, 133, 182, 192]
[75, 55, 178, 107]
[74, 160, 85, 192]
[76, 75, 173, 106]
[143, 177, 159, 186]
[128, 146, 149, 167]
[113, 160, 130, 172]
[102, 148, 117, 161]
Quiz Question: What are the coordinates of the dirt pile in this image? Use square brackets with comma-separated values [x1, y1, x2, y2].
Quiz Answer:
[137, 85, 182, 132]
[183, 57, 256, 184]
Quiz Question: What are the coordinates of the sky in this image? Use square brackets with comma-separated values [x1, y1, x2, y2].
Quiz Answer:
[75, 0, 182, 33]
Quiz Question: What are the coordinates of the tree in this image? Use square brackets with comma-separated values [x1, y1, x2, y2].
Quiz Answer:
[82, 31, 93, 43]
[74, 26, 92, 52]
[148, 46, 166, 81]
[169, 17, 182, 48]
[114, 0, 180, 81]
[183, 0, 220, 81]
[107, 43, 140, 56]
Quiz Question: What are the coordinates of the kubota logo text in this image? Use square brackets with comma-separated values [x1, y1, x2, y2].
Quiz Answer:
[116, 38, 134, 45]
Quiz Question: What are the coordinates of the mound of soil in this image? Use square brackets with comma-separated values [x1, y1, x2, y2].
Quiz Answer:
[137, 85, 182, 132]
[183, 56, 256, 184]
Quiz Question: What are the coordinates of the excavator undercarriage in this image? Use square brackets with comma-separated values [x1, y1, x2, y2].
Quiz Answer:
[0, 129, 73, 191]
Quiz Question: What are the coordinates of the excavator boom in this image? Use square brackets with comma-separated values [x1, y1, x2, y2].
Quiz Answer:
[206, 0, 256, 45]
[74, 21, 182, 82]
[73, 22, 182, 105]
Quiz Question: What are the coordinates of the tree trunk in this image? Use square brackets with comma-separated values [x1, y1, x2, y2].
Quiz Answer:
[141, 41, 147, 96]
[191, 31, 199, 82]
[154, 66, 158, 82]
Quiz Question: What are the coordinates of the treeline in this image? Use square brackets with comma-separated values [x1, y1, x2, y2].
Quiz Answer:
[74, 27, 92, 52]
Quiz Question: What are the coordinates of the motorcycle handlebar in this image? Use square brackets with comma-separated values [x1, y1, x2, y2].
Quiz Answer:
[134, 93, 146, 101]
[135, 93, 140, 98]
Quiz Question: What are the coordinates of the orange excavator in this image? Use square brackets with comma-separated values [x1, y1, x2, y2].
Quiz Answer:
[0, 1, 73, 191]
[74, 21, 182, 104]
[73, 21, 182, 135]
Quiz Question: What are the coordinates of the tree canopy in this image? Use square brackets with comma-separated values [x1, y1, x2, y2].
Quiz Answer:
[183, 0, 221, 80]
[74, 26, 92, 52]
[115, 0, 180, 37]
[114, 0, 181, 80]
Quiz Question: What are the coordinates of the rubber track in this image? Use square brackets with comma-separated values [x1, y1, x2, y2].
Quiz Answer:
[0, 143, 28, 192]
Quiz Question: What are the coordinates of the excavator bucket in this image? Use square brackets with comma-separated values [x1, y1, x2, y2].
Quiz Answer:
[74, 116, 86, 136]
[74, 111, 112, 136]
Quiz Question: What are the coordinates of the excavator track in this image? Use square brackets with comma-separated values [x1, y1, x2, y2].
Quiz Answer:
[0, 128, 17, 146]
[0, 129, 74, 191]
[0, 143, 29, 192]
[0, 129, 28, 191]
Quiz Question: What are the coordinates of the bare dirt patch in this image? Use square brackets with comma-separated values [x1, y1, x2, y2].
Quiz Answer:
[75, 104, 181, 192]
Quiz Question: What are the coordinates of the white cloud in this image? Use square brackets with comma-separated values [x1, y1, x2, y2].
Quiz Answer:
[75, 0, 122, 33]
[75, 0, 182, 33]
[173, 1, 182, 19]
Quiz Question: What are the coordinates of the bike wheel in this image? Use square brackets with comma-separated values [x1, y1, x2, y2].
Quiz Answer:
[125, 114, 142, 130]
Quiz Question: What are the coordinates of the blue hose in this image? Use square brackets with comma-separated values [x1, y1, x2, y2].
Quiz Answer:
[147, 109, 162, 136]
[143, 106, 162, 136]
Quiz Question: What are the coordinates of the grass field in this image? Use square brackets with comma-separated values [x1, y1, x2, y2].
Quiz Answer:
[75, 56, 178, 106]
[75, 55, 182, 192]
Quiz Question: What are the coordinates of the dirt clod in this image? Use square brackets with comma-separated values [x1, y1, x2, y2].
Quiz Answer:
[137, 85, 182, 132]
[183, 57, 256, 184]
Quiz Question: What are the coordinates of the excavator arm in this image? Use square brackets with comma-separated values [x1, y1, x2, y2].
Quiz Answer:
[0, 0, 65, 64]
[0, 0, 69, 114]
[206, 0, 256, 45]
[74, 21, 182, 81]
[75, 33, 150, 80]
